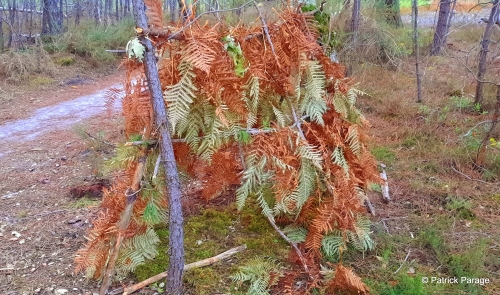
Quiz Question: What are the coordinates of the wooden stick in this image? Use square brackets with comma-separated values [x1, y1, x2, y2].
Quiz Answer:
[394, 249, 411, 274]
[121, 245, 247, 295]
[253, 1, 278, 63]
[99, 154, 147, 295]
[380, 163, 391, 202]
[265, 215, 312, 279]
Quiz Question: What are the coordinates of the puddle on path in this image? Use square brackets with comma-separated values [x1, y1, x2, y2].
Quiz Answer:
[0, 85, 124, 154]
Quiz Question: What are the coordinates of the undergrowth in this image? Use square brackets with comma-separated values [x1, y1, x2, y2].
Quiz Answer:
[44, 18, 135, 64]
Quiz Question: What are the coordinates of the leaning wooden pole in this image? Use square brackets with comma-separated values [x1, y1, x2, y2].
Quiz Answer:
[132, 1, 185, 294]
[99, 153, 147, 295]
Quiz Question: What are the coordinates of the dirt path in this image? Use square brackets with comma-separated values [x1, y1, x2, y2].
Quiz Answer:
[0, 71, 127, 295]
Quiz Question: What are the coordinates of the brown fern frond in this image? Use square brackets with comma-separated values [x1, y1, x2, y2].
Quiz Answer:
[180, 27, 219, 74]
[144, 0, 163, 28]
[326, 264, 370, 294]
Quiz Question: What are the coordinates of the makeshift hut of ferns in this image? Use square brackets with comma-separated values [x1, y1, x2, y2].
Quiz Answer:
[74, 4, 380, 293]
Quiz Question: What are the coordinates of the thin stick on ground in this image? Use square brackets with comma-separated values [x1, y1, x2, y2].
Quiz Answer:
[121, 245, 247, 295]
[394, 249, 411, 274]
[265, 215, 312, 279]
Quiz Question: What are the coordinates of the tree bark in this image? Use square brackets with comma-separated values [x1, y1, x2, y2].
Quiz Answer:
[475, 83, 500, 167]
[430, 0, 452, 55]
[384, 0, 402, 27]
[0, 9, 4, 52]
[7, 0, 15, 47]
[132, 0, 185, 294]
[350, 0, 360, 46]
[412, 0, 422, 102]
[475, 0, 500, 106]
[41, 0, 61, 35]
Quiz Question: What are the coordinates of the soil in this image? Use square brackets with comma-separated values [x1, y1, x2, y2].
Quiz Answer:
[0, 66, 126, 295]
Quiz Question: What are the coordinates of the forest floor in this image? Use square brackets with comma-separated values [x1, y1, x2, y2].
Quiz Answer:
[1, 9, 500, 295]
[0, 64, 126, 295]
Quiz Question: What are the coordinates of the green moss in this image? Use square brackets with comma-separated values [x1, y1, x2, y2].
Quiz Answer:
[28, 76, 54, 87]
[134, 235, 169, 282]
[133, 199, 297, 294]
[55, 55, 76, 66]
[371, 146, 396, 164]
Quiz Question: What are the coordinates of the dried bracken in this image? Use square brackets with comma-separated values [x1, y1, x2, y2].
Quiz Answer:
[75, 4, 378, 293]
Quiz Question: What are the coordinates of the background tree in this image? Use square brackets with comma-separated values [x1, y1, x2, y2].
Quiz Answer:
[41, 0, 62, 35]
[383, 0, 402, 27]
[350, 0, 360, 45]
[430, 0, 455, 55]
[475, 0, 500, 107]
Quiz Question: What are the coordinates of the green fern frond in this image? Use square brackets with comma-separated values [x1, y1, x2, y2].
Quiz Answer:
[272, 104, 288, 127]
[242, 75, 260, 128]
[271, 156, 294, 173]
[164, 62, 198, 133]
[256, 186, 274, 219]
[142, 200, 167, 226]
[332, 92, 348, 118]
[332, 147, 349, 177]
[103, 144, 141, 174]
[284, 160, 316, 213]
[230, 257, 282, 295]
[346, 125, 361, 157]
[347, 215, 374, 252]
[116, 228, 160, 279]
[300, 60, 327, 125]
[322, 231, 344, 259]
[296, 143, 323, 170]
[236, 154, 267, 211]
[197, 115, 227, 162]
[282, 225, 308, 243]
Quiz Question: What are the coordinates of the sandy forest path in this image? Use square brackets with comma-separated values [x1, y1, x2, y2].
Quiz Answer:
[0, 70, 127, 295]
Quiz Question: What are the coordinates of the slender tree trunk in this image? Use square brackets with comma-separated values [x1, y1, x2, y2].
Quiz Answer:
[75, 0, 81, 25]
[475, 83, 500, 168]
[7, 0, 15, 48]
[475, 0, 500, 106]
[412, 0, 422, 102]
[41, 0, 61, 34]
[169, 0, 176, 22]
[430, 0, 452, 55]
[0, 10, 4, 52]
[350, 0, 360, 45]
[116, 0, 120, 21]
[384, 0, 402, 27]
[133, 0, 185, 294]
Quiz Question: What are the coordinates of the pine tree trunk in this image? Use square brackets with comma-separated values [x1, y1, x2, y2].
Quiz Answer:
[475, 0, 500, 106]
[132, 0, 185, 294]
[430, 0, 452, 55]
[412, 0, 422, 102]
[385, 0, 402, 27]
[0, 11, 4, 52]
[350, 0, 360, 45]
[7, 0, 15, 47]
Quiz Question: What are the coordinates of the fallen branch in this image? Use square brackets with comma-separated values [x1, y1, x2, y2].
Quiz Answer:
[394, 249, 411, 274]
[265, 215, 312, 279]
[0, 190, 24, 200]
[451, 165, 499, 184]
[121, 245, 247, 295]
